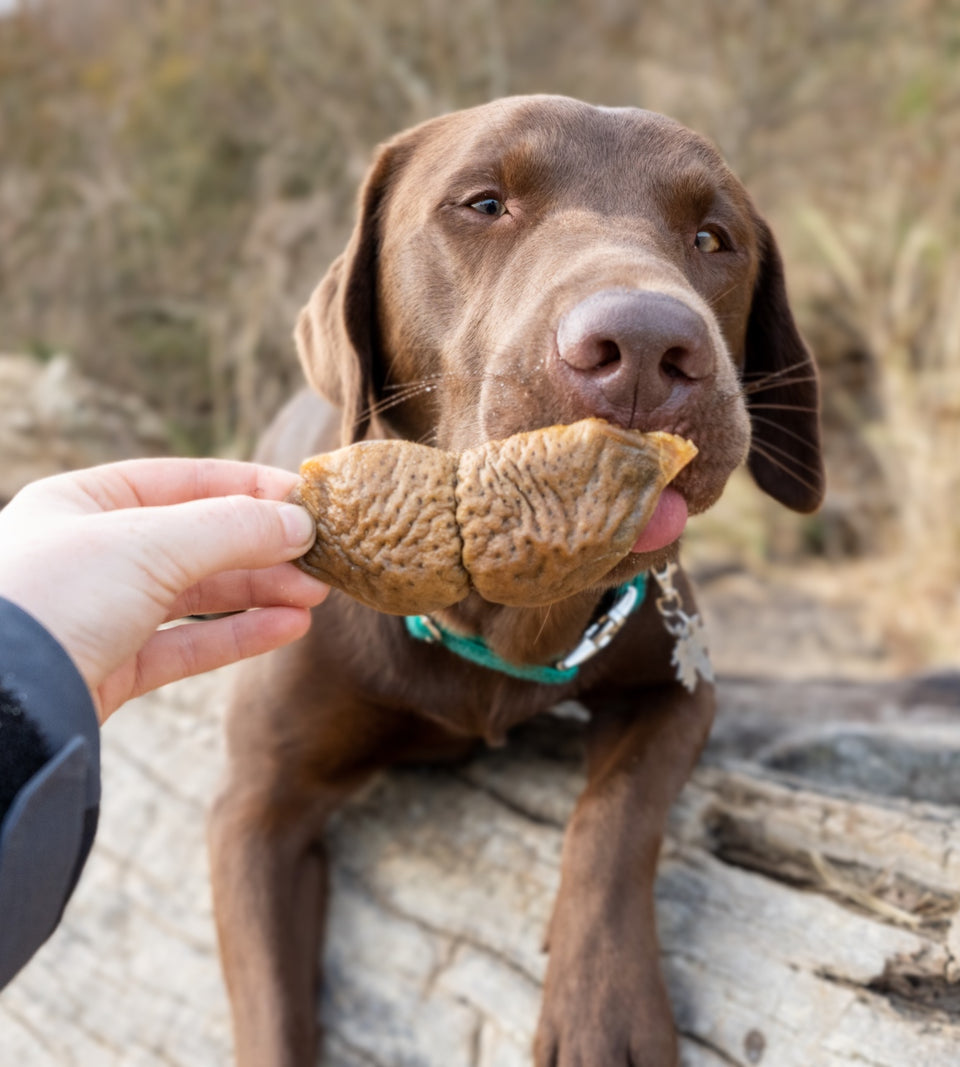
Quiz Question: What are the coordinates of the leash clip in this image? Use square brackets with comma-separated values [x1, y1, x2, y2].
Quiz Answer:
[554, 581, 640, 671]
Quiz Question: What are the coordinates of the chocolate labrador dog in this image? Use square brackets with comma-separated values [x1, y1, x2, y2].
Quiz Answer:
[209, 95, 823, 1067]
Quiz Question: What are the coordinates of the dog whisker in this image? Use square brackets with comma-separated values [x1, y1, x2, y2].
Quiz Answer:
[380, 380, 442, 396]
[749, 413, 824, 451]
[713, 381, 819, 416]
[747, 432, 825, 480]
[365, 367, 525, 429]
[534, 604, 554, 645]
[415, 426, 440, 447]
[745, 402, 821, 414]
[361, 387, 434, 421]
[739, 357, 814, 382]
[748, 441, 824, 494]
[741, 374, 820, 397]
[708, 278, 745, 306]
[371, 376, 443, 403]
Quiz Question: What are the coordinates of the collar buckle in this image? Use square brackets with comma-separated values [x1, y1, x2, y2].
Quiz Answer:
[415, 615, 444, 643]
[553, 580, 641, 671]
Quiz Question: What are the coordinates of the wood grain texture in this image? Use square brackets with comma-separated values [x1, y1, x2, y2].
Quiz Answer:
[2, 669, 958, 1066]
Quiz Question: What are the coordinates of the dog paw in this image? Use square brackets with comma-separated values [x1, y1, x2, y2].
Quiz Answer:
[533, 940, 678, 1067]
[534, 1013, 678, 1067]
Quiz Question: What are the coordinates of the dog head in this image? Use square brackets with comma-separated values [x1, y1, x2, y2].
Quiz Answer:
[295, 95, 824, 572]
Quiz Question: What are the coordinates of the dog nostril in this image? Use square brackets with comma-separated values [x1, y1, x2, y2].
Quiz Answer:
[596, 339, 621, 368]
[661, 347, 695, 381]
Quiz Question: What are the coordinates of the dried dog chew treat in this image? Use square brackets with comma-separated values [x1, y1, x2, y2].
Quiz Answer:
[293, 440, 469, 616]
[457, 420, 695, 606]
[290, 418, 696, 615]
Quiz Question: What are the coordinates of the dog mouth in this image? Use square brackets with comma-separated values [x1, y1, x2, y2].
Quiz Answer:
[471, 411, 696, 558]
[292, 418, 696, 615]
[464, 407, 699, 559]
[629, 485, 688, 555]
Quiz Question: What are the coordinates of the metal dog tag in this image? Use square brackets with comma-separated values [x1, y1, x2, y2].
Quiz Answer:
[650, 562, 715, 693]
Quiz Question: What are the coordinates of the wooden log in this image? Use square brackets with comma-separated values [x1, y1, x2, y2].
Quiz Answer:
[321, 700, 960, 1067]
[1, 670, 958, 1066]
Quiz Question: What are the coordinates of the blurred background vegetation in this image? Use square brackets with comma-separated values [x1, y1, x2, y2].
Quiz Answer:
[0, 0, 958, 667]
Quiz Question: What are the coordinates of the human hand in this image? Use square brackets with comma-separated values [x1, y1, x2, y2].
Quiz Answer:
[0, 458, 328, 723]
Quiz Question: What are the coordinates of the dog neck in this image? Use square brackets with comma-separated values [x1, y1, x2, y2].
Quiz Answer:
[363, 415, 662, 670]
[431, 589, 604, 667]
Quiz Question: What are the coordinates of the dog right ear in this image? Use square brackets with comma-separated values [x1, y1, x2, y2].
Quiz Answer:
[294, 142, 402, 445]
[743, 217, 825, 514]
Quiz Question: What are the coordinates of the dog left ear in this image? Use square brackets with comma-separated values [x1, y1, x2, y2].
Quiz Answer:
[743, 218, 825, 513]
[294, 139, 409, 446]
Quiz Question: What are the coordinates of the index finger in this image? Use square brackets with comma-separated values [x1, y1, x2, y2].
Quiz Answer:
[42, 458, 303, 513]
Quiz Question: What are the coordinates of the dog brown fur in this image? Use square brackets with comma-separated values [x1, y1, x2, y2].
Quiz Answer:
[208, 95, 823, 1067]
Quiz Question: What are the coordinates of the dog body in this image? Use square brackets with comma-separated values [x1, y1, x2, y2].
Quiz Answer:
[209, 96, 823, 1067]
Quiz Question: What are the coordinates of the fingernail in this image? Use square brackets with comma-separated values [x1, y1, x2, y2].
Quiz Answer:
[279, 503, 316, 548]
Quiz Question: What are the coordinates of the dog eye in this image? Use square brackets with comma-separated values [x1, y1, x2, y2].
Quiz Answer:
[694, 229, 723, 253]
[469, 197, 507, 218]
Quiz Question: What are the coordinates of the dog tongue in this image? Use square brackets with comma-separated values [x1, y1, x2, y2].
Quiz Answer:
[631, 487, 688, 554]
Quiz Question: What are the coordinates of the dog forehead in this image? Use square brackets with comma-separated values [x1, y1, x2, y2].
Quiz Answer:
[389, 96, 743, 209]
[422, 95, 707, 152]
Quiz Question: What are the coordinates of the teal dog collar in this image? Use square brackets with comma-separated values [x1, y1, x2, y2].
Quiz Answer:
[404, 573, 648, 685]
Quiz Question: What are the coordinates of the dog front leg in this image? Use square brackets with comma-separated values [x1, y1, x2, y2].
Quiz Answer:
[208, 772, 337, 1067]
[534, 679, 715, 1067]
[207, 646, 393, 1067]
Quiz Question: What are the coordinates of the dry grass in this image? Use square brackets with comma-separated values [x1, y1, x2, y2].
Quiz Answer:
[0, 0, 958, 669]
[798, 195, 960, 664]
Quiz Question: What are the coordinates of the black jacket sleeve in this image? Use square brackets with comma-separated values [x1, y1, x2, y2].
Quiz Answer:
[0, 597, 101, 989]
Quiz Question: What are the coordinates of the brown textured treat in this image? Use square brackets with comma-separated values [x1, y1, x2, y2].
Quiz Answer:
[292, 440, 468, 615]
[290, 418, 696, 614]
[457, 420, 695, 606]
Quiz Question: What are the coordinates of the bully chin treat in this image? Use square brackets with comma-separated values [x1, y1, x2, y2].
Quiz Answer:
[290, 418, 697, 615]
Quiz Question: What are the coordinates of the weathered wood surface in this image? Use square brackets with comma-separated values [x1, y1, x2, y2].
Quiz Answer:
[1, 667, 958, 1067]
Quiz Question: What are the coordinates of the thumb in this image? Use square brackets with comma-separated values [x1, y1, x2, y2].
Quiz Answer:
[114, 495, 317, 593]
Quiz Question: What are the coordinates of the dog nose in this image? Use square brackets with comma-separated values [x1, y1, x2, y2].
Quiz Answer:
[556, 289, 714, 419]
